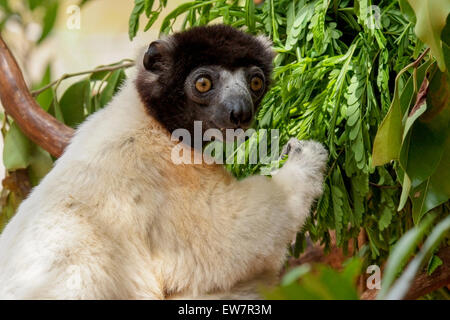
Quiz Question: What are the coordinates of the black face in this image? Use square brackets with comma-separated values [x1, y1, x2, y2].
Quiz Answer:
[184, 65, 266, 132]
[135, 24, 275, 148]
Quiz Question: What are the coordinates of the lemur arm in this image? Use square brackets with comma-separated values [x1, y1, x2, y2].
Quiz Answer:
[202, 139, 328, 291]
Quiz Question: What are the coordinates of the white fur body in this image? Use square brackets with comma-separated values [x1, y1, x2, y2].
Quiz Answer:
[0, 71, 327, 299]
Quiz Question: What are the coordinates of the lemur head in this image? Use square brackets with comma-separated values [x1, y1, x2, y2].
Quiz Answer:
[136, 24, 275, 146]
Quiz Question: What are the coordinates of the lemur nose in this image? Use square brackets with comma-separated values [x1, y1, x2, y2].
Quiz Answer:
[229, 99, 253, 126]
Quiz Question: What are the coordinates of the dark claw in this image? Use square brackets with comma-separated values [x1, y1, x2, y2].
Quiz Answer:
[286, 143, 291, 154]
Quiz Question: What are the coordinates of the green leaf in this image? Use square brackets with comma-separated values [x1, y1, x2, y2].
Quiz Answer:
[372, 74, 404, 166]
[245, 0, 255, 33]
[401, 66, 449, 188]
[281, 264, 311, 286]
[373, 58, 438, 167]
[51, 96, 65, 123]
[264, 258, 361, 300]
[291, 231, 307, 258]
[403, 115, 447, 188]
[27, 146, 53, 186]
[399, 0, 416, 24]
[32, 64, 54, 111]
[285, 3, 314, 50]
[3, 122, 32, 170]
[144, 0, 155, 16]
[0, 0, 9, 10]
[286, 1, 295, 33]
[259, 107, 273, 128]
[377, 214, 435, 299]
[90, 70, 110, 82]
[331, 167, 351, 245]
[316, 182, 330, 221]
[59, 80, 90, 128]
[129, 0, 145, 40]
[397, 61, 435, 211]
[410, 137, 450, 223]
[160, 2, 204, 35]
[402, 103, 427, 141]
[378, 207, 392, 231]
[0, 192, 22, 233]
[427, 255, 443, 275]
[144, 11, 160, 31]
[398, 172, 411, 212]
[399, 67, 450, 222]
[407, 0, 450, 71]
[312, 2, 327, 54]
[99, 69, 126, 108]
[399, 59, 433, 114]
[27, 0, 45, 10]
[384, 215, 450, 299]
[442, 15, 450, 73]
[37, 1, 59, 44]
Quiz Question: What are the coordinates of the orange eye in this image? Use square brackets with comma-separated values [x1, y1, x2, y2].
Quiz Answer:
[195, 77, 212, 93]
[250, 76, 263, 91]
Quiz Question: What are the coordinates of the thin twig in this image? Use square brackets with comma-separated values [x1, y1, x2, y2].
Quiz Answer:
[326, 148, 344, 179]
[31, 60, 135, 97]
[394, 48, 430, 86]
[369, 182, 400, 189]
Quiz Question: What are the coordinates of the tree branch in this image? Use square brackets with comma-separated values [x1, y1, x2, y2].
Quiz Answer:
[31, 60, 135, 97]
[0, 35, 74, 157]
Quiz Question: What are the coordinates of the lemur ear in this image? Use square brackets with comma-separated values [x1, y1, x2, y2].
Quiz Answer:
[143, 40, 171, 73]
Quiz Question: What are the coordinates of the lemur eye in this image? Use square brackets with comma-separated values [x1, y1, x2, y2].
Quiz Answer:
[195, 77, 212, 93]
[250, 76, 263, 92]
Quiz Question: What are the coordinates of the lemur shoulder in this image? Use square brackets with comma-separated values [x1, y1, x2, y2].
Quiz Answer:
[0, 25, 328, 299]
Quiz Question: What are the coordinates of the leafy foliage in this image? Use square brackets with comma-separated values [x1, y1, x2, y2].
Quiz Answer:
[130, 0, 449, 263]
[0, 0, 131, 230]
[264, 258, 362, 300]
[1, 61, 129, 232]
[379, 215, 450, 299]
[0, 0, 91, 43]
[406, 0, 450, 71]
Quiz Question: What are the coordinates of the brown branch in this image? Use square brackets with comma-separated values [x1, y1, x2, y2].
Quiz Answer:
[0, 35, 74, 158]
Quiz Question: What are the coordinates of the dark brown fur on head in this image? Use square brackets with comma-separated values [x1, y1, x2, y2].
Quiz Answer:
[135, 24, 275, 145]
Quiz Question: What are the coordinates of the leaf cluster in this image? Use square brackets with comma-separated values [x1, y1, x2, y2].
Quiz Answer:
[129, 0, 450, 262]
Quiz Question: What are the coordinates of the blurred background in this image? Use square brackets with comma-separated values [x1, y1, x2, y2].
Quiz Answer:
[0, 0, 185, 179]
[2, 0, 186, 79]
